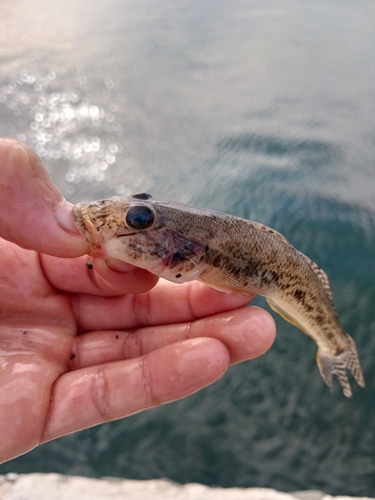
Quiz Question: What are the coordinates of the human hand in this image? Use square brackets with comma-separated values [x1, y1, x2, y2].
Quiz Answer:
[0, 139, 276, 463]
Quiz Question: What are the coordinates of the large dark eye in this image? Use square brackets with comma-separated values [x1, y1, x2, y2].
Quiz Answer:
[126, 205, 154, 229]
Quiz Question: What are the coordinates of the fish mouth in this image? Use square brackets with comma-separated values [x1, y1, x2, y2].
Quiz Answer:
[114, 230, 138, 238]
[72, 204, 106, 256]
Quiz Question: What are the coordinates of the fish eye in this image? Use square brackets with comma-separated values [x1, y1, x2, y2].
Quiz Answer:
[126, 205, 155, 229]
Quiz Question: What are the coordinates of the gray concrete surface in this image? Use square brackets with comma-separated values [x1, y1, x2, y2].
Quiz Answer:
[0, 474, 372, 500]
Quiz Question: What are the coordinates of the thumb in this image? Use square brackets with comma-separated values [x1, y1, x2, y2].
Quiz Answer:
[0, 138, 89, 257]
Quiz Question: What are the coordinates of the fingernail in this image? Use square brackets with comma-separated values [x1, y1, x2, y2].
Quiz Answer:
[55, 203, 80, 234]
[106, 258, 135, 273]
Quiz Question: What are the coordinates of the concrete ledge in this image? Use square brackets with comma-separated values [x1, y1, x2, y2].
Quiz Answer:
[0, 474, 371, 500]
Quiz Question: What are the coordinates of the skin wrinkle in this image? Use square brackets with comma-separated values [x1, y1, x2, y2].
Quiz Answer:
[70, 333, 89, 369]
[36, 251, 58, 301]
[40, 378, 68, 443]
[123, 330, 143, 360]
[186, 281, 200, 321]
[140, 357, 160, 407]
[90, 366, 112, 420]
[70, 294, 87, 334]
[181, 322, 193, 348]
[131, 292, 152, 328]
[39, 376, 57, 446]
[88, 258, 122, 294]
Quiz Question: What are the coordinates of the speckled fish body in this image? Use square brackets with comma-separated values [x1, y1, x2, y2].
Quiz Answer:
[72, 193, 365, 397]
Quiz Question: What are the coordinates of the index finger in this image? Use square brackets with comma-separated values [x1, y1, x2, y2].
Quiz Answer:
[41, 254, 159, 295]
[72, 279, 255, 331]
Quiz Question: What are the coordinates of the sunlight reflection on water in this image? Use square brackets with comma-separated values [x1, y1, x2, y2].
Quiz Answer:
[0, 69, 126, 193]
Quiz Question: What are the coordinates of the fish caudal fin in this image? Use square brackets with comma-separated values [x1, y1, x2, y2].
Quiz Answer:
[316, 334, 365, 397]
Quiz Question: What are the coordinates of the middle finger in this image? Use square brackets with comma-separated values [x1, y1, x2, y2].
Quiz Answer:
[70, 306, 276, 369]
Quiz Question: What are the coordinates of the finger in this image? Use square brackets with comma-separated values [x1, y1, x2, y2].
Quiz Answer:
[71, 306, 276, 369]
[72, 280, 255, 331]
[40, 254, 159, 295]
[42, 338, 230, 441]
[0, 138, 88, 257]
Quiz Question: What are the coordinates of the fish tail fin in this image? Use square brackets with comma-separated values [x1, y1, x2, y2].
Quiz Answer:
[316, 334, 365, 398]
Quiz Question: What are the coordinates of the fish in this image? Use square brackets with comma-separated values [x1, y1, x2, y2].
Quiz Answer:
[72, 193, 365, 397]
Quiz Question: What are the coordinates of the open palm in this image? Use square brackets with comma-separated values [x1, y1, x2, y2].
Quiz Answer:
[0, 139, 275, 463]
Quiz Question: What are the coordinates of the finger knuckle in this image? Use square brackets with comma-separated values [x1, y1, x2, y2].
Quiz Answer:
[89, 367, 112, 420]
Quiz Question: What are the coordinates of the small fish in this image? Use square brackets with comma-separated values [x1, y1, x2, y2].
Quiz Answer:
[72, 193, 365, 397]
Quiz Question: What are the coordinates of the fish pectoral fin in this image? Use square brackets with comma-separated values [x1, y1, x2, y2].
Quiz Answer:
[266, 299, 307, 334]
[199, 267, 253, 295]
[316, 335, 365, 398]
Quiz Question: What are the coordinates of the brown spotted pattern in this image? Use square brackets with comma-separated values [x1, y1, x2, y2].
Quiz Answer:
[72, 195, 365, 397]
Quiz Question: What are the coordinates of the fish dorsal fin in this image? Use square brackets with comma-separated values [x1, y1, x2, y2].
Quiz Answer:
[245, 220, 290, 245]
[297, 250, 334, 304]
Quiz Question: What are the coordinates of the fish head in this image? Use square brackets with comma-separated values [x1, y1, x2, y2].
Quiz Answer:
[72, 193, 212, 282]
